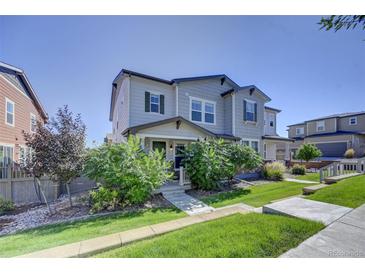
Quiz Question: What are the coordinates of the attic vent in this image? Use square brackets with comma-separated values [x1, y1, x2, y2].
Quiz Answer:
[220, 77, 225, 85]
[249, 88, 255, 96]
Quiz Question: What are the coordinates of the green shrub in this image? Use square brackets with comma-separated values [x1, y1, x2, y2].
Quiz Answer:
[262, 162, 286, 181]
[296, 144, 322, 162]
[183, 139, 263, 190]
[89, 187, 120, 213]
[0, 198, 14, 215]
[84, 136, 173, 209]
[344, 148, 355, 159]
[291, 164, 306, 175]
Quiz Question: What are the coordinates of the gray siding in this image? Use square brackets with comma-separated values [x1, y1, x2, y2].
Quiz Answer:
[177, 79, 231, 134]
[264, 109, 277, 136]
[224, 95, 232, 135]
[129, 76, 176, 127]
[338, 114, 365, 132]
[112, 76, 130, 143]
[234, 88, 265, 140]
[288, 124, 306, 139]
[307, 118, 337, 136]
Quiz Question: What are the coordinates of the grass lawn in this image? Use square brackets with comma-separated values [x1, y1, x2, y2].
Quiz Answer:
[94, 213, 324, 258]
[0, 208, 186, 257]
[307, 175, 365, 208]
[296, 173, 320, 182]
[201, 181, 316, 208]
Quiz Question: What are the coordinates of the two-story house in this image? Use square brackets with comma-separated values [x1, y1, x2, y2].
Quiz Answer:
[0, 61, 47, 171]
[109, 69, 293, 169]
[288, 112, 365, 159]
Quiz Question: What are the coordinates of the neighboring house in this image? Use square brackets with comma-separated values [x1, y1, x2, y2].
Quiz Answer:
[104, 133, 113, 144]
[109, 69, 293, 169]
[288, 112, 365, 159]
[0, 61, 47, 170]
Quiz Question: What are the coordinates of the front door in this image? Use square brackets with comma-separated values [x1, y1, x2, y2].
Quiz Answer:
[152, 141, 167, 157]
[174, 144, 185, 169]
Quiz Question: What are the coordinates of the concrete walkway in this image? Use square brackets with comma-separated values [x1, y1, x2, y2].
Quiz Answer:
[281, 204, 365, 258]
[17, 205, 252, 258]
[163, 192, 214, 215]
[263, 197, 352, 225]
[284, 177, 318, 184]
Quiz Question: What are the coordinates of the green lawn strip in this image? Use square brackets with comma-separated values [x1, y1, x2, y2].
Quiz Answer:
[94, 213, 324, 258]
[201, 181, 316, 208]
[307, 175, 365, 208]
[0, 208, 186, 258]
[296, 173, 320, 182]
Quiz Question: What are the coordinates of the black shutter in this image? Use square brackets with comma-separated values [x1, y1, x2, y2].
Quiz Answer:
[160, 94, 165, 114]
[145, 91, 150, 112]
[254, 103, 257, 122]
[243, 100, 247, 121]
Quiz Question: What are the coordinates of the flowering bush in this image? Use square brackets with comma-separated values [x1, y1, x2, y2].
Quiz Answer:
[262, 162, 286, 181]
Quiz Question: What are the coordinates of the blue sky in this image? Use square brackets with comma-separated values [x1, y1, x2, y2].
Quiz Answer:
[1, 16, 364, 145]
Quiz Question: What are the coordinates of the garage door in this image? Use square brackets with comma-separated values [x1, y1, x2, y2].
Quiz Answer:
[315, 142, 348, 157]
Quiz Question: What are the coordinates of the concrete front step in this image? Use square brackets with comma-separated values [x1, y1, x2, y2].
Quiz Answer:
[303, 184, 329, 195]
[324, 172, 362, 184]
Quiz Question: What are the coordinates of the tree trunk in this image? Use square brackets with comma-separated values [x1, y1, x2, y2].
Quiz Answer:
[34, 177, 53, 214]
[66, 182, 73, 207]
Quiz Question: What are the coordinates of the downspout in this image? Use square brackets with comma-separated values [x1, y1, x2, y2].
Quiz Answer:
[175, 84, 179, 116]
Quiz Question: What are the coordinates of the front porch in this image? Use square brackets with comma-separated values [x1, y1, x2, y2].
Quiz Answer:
[263, 135, 294, 162]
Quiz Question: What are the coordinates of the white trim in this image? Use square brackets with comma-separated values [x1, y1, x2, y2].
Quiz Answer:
[189, 96, 216, 125]
[175, 85, 179, 116]
[316, 120, 325, 132]
[349, 116, 357, 126]
[232, 93, 236, 136]
[0, 74, 31, 101]
[5, 97, 15, 127]
[150, 93, 160, 114]
[137, 133, 199, 141]
[127, 76, 131, 128]
[244, 99, 257, 123]
[240, 138, 260, 153]
[0, 143, 15, 163]
[30, 113, 37, 133]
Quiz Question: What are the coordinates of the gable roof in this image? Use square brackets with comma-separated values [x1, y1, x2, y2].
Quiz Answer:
[122, 116, 240, 141]
[0, 61, 48, 120]
[110, 68, 272, 120]
[287, 111, 365, 127]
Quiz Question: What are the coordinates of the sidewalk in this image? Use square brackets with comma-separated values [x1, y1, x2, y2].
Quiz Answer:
[16, 204, 252, 258]
[281, 204, 365, 258]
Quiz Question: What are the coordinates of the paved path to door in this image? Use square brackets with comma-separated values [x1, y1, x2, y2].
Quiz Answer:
[162, 192, 215, 215]
[281, 204, 365, 257]
[284, 177, 318, 184]
[17, 204, 252, 258]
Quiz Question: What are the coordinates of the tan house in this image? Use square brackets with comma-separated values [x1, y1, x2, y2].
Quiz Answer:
[0, 61, 47, 170]
[288, 112, 365, 159]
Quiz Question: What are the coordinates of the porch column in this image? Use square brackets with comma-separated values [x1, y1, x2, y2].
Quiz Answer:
[140, 137, 145, 149]
[285, 143, 290, 160]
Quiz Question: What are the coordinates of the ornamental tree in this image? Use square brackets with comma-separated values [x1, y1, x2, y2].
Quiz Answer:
[296, 144, 322, 162]
[24, 105, 86, 208]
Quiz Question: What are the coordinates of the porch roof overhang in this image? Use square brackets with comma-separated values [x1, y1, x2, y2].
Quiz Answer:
[122, 116, 240, 141]
[262, 135, 295, 143]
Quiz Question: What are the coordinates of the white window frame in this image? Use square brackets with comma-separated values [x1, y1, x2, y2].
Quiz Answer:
[30, 113, 37, 133]
[244, 99, 256, 122]
[349, 117, 357, 126]
[296, 127, 304, 135]
[240, 139, 260, 153]
[5, 98, 15, 127]
[189, 96, 216, 125]
[150, 93, 160, 114]
[316, 121, 325, 132]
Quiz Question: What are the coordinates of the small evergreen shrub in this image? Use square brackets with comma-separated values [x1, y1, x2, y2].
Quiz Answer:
[344, 148, 355, 159]
[291, 164, 306, 175]
[89, 187, 120, 213]
[262, 162, 286, 181]
[0, 198, 14, 215]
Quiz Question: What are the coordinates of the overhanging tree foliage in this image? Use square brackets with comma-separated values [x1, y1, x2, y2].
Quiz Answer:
[319, 15, 365, 32]
[24, 105, 86, 209]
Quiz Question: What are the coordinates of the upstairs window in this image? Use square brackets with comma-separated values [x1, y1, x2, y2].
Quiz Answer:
[30, 113, 37, 133]
[145, 91, 164, 114]
[190, 97, 215, 124]
[296, 127, 304, 135]
[270, 121, 274, 127]
[244, 100, 257, 122]
[316, 121, 325, 132]
[349, 117, 357, 126]
[5, 98, 14, 126]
